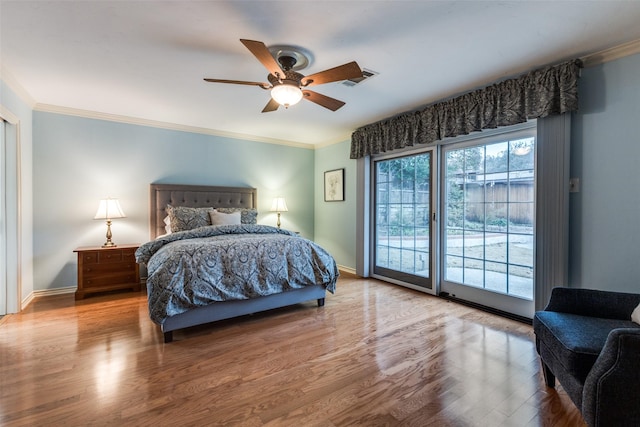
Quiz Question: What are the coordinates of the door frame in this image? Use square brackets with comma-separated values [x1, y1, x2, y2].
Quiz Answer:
[438, 124, 537, 319]
[0, 104, 22, 315]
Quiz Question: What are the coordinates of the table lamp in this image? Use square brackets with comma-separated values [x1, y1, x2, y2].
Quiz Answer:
[270, 197, 288, 229]
[94, 198, 126, 247]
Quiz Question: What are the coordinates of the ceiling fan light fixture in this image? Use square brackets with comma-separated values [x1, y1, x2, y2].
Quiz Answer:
[271, 82, 303, 108]
[204, 39, 362, 112]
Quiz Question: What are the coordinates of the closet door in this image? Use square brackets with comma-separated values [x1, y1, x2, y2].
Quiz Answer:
[0, 119, 6, 315]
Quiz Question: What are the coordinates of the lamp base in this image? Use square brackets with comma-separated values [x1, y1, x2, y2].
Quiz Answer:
[102, 219, 117, 248]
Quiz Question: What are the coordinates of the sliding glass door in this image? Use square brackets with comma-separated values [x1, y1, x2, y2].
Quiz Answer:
[370, 125, 536, 317]
[373, 151, 434, 290]
[440, 128, 535, 317]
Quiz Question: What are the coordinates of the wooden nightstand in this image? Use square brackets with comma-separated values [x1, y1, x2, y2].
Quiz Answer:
[74, 244, 141, 300]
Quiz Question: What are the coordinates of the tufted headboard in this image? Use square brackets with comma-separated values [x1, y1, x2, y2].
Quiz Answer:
[149, 184, 258, 239]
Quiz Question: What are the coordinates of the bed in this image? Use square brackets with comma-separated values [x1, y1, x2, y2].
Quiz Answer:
[135, 183, 339, 343]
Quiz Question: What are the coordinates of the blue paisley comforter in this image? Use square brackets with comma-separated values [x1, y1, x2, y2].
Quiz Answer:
[135, 224, 339, 324]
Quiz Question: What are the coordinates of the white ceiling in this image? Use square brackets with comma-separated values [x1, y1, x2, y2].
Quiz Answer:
[2, 1, 640, 146]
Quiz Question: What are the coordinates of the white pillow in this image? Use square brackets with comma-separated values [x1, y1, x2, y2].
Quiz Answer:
[209, 210, 241, 226]
[163, 215, 172, 234]
[632, 303, 640, 325]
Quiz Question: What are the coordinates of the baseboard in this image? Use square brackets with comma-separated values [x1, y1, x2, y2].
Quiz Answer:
[337, 265, 357, 276]
[21, 270, 355, 307]
[21, 265, 354, 307]
[24, 286, 76, 308]
[21, 293, 35, 310]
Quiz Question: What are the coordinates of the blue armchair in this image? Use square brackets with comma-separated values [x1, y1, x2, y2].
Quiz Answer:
[533, 287, 640, 427]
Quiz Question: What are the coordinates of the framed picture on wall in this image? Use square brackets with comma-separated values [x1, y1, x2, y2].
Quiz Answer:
[324, 168, 345, 202]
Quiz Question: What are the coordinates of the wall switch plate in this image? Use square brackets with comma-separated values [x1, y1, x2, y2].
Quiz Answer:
[569, 178, 580, 193]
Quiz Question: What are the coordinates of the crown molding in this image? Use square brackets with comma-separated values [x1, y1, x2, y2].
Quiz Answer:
[0, 66, 36, 108]
[313, 134, 352, 149]
[12, 39, 640, 150]
[33, 103, 317, 150]
[581, 38, 640, 67]
[0, 105, 20, 124]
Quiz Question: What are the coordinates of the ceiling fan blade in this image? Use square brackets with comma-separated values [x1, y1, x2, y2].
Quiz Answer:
[262, 98, 280, 113]
[302, 90, 346, 111]
[204, 78, 270, 89]
[301, 61, 363, 87]
[240, 39, 286, 79]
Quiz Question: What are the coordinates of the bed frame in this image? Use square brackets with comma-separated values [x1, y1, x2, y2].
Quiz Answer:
[148, 183, 326, 343]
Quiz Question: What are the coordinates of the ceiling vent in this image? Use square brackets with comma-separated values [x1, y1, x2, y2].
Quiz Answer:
[342, 68, 378, 87]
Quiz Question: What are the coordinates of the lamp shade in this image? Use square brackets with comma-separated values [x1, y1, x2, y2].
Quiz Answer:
[94, 198, 126, 220]
[270, 197, 289, 213]
[270, 83, 303, 108]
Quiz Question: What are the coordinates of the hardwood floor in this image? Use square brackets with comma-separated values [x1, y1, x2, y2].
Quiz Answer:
[0, 275, 584, 426]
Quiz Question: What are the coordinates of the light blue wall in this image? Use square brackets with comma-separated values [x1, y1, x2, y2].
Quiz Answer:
[314, 140, 357, 270]
[13, 51, 640, 295]
[570, 52, 640, 293]
[33, 112, 315, 291]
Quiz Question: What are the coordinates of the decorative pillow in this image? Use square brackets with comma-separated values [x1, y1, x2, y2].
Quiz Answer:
[166, 205, 213, 232]
[216, 208, 258, 224]
[209, 210, 241, 226]
[632, 303, 640, 324]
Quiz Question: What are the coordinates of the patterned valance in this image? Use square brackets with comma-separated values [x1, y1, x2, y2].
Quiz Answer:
[350, 59, 582, 159]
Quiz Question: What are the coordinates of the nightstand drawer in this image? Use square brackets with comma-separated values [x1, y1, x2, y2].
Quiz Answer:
[83, 262, 136, 276]
[98, 250, 124, 263]
[81, 252, 99, 264]
[121, 248, 136, 257]
[84, 272, 138, 288]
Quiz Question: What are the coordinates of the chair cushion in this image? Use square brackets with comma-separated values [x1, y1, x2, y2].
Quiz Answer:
[533, 311, 637, 383]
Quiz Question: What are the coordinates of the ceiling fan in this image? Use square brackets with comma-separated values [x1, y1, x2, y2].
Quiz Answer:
[204, 39, 363, 113]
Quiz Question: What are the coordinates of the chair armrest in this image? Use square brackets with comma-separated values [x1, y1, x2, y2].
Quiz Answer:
[582, 328, 640, 427]
[544, 287, 640, 320]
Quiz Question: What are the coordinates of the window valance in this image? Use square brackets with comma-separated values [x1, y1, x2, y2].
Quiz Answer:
[350, 59, 582, 159]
